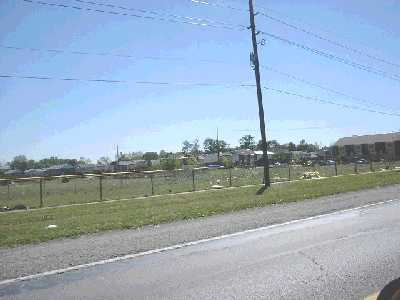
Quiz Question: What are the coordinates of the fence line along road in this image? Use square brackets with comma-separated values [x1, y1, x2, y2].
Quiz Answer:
[0, 160, 399, 211]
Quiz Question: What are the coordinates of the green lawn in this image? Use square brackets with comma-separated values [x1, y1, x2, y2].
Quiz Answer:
[1, 170, 399, 248]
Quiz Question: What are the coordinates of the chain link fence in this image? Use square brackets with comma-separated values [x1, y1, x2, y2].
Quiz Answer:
[1, 160, 399, 210]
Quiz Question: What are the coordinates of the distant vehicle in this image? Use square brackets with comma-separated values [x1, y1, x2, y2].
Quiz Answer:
[206, 163, 224, 169]
[356, 159, 369, 164]
[326, 160, 336, 165]
[273, 162, 281, 167]
[303, 160, 313, 167]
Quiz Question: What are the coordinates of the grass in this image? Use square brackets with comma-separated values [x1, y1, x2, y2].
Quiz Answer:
[1, 161, 397, 209]
[0, 170, 399, 248]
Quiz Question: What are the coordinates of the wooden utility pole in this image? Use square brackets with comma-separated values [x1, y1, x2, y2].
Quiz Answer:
[248, 0, 270, 188]
[216, 128, 220, 162]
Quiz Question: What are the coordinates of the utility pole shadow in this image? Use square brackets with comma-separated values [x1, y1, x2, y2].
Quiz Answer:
[256, 185, 268, 195]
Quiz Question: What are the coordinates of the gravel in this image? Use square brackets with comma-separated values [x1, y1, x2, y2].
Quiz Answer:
[1, 184, 399, 281]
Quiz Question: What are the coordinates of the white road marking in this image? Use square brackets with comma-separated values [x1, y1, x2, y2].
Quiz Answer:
[0, 198, 397, 287]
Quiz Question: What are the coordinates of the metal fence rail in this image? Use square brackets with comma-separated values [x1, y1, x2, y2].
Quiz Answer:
[1, 160, 399, 210]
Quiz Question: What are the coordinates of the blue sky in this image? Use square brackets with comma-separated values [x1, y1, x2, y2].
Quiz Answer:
[1, 0, 399, 162]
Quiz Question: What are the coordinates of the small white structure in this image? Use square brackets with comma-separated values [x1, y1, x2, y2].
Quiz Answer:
[232, 149, 274, 166]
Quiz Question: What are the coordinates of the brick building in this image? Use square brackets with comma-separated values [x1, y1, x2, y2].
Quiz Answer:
[333, 132, 400, 162]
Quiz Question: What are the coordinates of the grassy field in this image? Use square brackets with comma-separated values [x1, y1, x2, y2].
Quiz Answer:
[0, 161, 397, 209]
[1, 170, 399, 248]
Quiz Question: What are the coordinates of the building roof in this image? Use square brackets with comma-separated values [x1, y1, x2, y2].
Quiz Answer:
[335, 132, 400, 147]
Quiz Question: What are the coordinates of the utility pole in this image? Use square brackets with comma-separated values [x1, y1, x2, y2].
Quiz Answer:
[216, 128, 220, 162]
[248, 0, 270, 188]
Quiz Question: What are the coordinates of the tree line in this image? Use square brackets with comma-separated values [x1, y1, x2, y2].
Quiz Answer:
[3, 135, 320, 171]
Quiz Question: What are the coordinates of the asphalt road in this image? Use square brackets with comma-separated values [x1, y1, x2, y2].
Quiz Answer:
[1, 199, 399, 299]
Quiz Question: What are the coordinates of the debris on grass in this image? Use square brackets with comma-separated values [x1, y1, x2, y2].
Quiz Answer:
[302, 172, 320, 179]
[211, 185, 224, 189]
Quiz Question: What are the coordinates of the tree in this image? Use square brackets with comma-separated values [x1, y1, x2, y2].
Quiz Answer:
[288, 142, 296, 152]
[97, 156, 111, 165]
[10, 155, 28, 171]
[143, 152, 159, 161]
[182, 140, 193, 155]
[297, 139, 307, 151]
[239, 135, 255, 150]
[161, 158, 180, 170]
[192, 139, 200, 156]
[159, 150, 168, 158]
[257, 139, 279, 150]
[181, 139, 201, 156]
[203, 138, 228, 153]
[78, 157, 92, 165]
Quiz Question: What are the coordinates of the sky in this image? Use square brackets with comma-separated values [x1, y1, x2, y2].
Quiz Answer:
[0, 0, 400, 162]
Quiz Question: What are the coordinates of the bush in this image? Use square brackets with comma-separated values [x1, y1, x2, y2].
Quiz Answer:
[161, 158, 181, 170]
[222, 157, 233, 168]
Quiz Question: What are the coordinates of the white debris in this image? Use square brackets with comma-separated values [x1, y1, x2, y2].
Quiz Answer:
[211, 185, 224, 189]
[47, 224, 58, 229]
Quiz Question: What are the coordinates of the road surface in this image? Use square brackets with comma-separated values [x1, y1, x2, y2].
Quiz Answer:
[1, 199, 399, 299]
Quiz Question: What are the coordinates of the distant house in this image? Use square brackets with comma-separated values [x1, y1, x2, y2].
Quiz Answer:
[24, 169, 48, 177]
[334, 132, 400, 162]
[4, 169, 25, 177]
[46, 164, 76, 176]
[197, 152, 232, 166]
[0, 165, 11, 175]
[150, 159, 161, 167]
[232, 149, 274, 167]
[76, 163, 113, 174]
[198, 153, 219, 165]
[114, 160, 147, 172]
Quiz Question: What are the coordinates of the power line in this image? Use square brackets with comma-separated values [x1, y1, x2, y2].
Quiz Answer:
[73, 0, 248, 30]
[191, 0, 400, 70]
[1, 73, 399, 117]
[190, 0, 247, 12]
[258, 12, 400, 69]
[260, 65, 399, 112]
[233, 125, 344, 132]
[20, 0, 247, 31]
[4, 43, 398, 113]
[0, 44, 228, 64]
[263, 86, 400, 117]
[20, 0, 400, 83]
[259, 31, 400, 83]
[3, 43, 398, 112]
[0, 74, 254, 87]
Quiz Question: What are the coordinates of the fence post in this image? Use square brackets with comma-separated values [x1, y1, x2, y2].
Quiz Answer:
[39, 178, 43, 207]
[7, 181, 10, 201]
[370, 159, 373, 172]
[150, 174, 154, 196]
[229, 167, 232, 187]
[192, 169, 196, 191]
[99, 176, 103, 201]
[334, 161, 338, 176]
[354, 161, 358, 174]
[288, 164, 291, 181]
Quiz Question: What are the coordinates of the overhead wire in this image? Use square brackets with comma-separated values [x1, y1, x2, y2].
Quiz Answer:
[72, 0, 248, 29]
[1, 73, 399, 117]
[0, 74, 254, 88]
[20, 0, 247, 31]
[260, 65, 399, 112]
[0, 44, 228, 64]
[263, 86, 400, 117]
[258, 12, 400, 69]
[259, 31, 400, 83]
[191, 0, 400, 69]
[3, 42, 398, 113]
